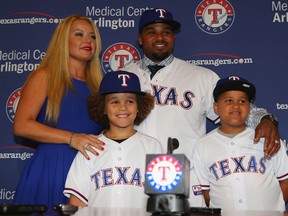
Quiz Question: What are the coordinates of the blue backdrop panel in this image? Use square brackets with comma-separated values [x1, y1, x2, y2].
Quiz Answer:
[0, 0, 287, 207]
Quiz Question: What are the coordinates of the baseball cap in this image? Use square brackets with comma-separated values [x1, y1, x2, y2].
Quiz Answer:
[213, 76, 256, 101]
[99, 71, 145, 95]
[139, 8, 181, 33]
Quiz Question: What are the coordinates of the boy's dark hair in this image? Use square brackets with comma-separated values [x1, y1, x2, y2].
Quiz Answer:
[87, 92, 155, 129]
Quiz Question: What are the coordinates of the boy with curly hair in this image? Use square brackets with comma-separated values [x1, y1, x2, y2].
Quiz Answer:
[64, 71, 163, 208]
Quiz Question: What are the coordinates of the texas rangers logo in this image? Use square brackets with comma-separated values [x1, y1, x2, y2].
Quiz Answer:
[146, 155, 182, 192]
[192, 185, 203, 196]
[118, 74, 130, 87]
[195, 0, 235, 35]
[101, 42, 141, 73]
[6, 88, 21, 123]
[228, 76, 240, 81]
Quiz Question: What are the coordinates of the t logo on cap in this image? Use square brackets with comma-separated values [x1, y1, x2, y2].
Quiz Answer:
[118, 74, 130, 87]
[99, 71, 145, 95]
[138, 8, 181, 33]
[229, 76, 240, 81]
[156, 9, 166, 18]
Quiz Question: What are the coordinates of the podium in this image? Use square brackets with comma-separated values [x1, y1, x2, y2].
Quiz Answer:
[145, 154, 190, 215]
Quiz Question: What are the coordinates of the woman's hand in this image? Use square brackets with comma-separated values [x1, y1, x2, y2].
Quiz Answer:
[69, 133, 105, 160]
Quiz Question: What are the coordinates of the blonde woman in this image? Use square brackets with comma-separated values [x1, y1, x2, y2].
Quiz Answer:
[13, 15, 104, 207]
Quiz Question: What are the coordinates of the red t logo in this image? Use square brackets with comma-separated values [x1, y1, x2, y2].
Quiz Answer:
[158, 166, 170, 181]
[208, 8, 222, 24]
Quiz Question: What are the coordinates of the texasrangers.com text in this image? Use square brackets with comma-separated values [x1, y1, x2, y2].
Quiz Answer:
[0, 17, 61, 25]
[0, 152, 33, 160]
[276, 103, 288, 109]
[187, 57, 253, 67]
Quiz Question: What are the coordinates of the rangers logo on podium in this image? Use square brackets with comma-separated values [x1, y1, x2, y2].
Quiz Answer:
[146, 155, 182, 193]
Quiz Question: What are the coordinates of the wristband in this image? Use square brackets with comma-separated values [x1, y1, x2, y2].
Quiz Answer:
[261, 114, 278, 127]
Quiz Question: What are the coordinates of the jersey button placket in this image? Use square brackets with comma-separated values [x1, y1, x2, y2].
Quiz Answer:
[229, 140, 236, 156]
[116, 146, 126, 163]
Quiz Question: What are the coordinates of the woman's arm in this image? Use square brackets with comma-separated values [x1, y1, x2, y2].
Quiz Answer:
[13, 68, 104, 159]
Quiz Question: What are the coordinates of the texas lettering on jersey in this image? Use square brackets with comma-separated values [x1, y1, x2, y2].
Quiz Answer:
[209, 155, 266, 180]
[151, 84, 195, 109]
[90, 166, 144, 190]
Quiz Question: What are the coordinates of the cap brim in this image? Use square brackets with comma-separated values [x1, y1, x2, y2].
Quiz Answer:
[140, 20, 181, 32]
[101, 91, 146, 95]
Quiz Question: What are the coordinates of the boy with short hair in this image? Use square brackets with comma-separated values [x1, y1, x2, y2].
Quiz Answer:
[193, 76, 288, 211]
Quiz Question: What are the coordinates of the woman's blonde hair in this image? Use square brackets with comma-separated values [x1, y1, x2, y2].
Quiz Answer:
[39, 15, 103, 124]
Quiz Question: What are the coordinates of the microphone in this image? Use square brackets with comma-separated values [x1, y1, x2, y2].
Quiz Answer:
[167, 137, 179, 154]
[145, 137, 190, 214]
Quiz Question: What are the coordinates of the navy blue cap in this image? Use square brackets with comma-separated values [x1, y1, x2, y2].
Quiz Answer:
[100, 71, 145, 95]
[139, 8, 181, 33]
[213, 76, 256, 101]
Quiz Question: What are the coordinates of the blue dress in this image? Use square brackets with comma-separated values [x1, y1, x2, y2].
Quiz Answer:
[14, 79, 102, 207]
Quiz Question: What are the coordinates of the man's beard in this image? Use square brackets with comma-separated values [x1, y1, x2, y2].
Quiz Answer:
[151, 51, 170, 62]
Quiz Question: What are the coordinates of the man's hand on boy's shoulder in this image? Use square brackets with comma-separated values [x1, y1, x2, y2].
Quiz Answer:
[254, 118, 280, 158]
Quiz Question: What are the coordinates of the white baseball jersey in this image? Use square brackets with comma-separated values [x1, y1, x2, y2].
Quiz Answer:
[193, 127, 288, 211]
[124, 58, 219, 159]
[64, 132, 163, 208]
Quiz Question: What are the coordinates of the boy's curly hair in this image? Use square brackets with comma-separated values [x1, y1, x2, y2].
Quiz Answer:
[87, 92, 155, 129]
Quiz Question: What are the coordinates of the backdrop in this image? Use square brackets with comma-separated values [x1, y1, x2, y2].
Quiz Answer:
[1, 0, 287, 205]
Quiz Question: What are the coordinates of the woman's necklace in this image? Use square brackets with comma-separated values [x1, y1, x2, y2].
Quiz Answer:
[73, 76, 86, 81]
[71, 73, 86, 81]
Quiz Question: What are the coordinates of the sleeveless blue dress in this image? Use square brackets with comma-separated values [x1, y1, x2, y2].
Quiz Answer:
[14, 79, 102, 207]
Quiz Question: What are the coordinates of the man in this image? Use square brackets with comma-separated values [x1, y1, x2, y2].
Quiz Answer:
[123, 8, 280, 206]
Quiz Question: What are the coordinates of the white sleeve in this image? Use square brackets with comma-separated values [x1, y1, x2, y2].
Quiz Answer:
[63, 152, 93, 204]
[246, 103, 271, 129]
[192, 141, 210, 190]
[273, 140, 288, 181]
[204, 70, 220, 124]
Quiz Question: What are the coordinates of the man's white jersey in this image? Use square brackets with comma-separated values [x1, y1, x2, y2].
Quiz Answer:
[124, 58, 219, 159]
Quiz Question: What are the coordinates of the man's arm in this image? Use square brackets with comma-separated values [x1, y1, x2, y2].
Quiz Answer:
[246, 103, 280, 158]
